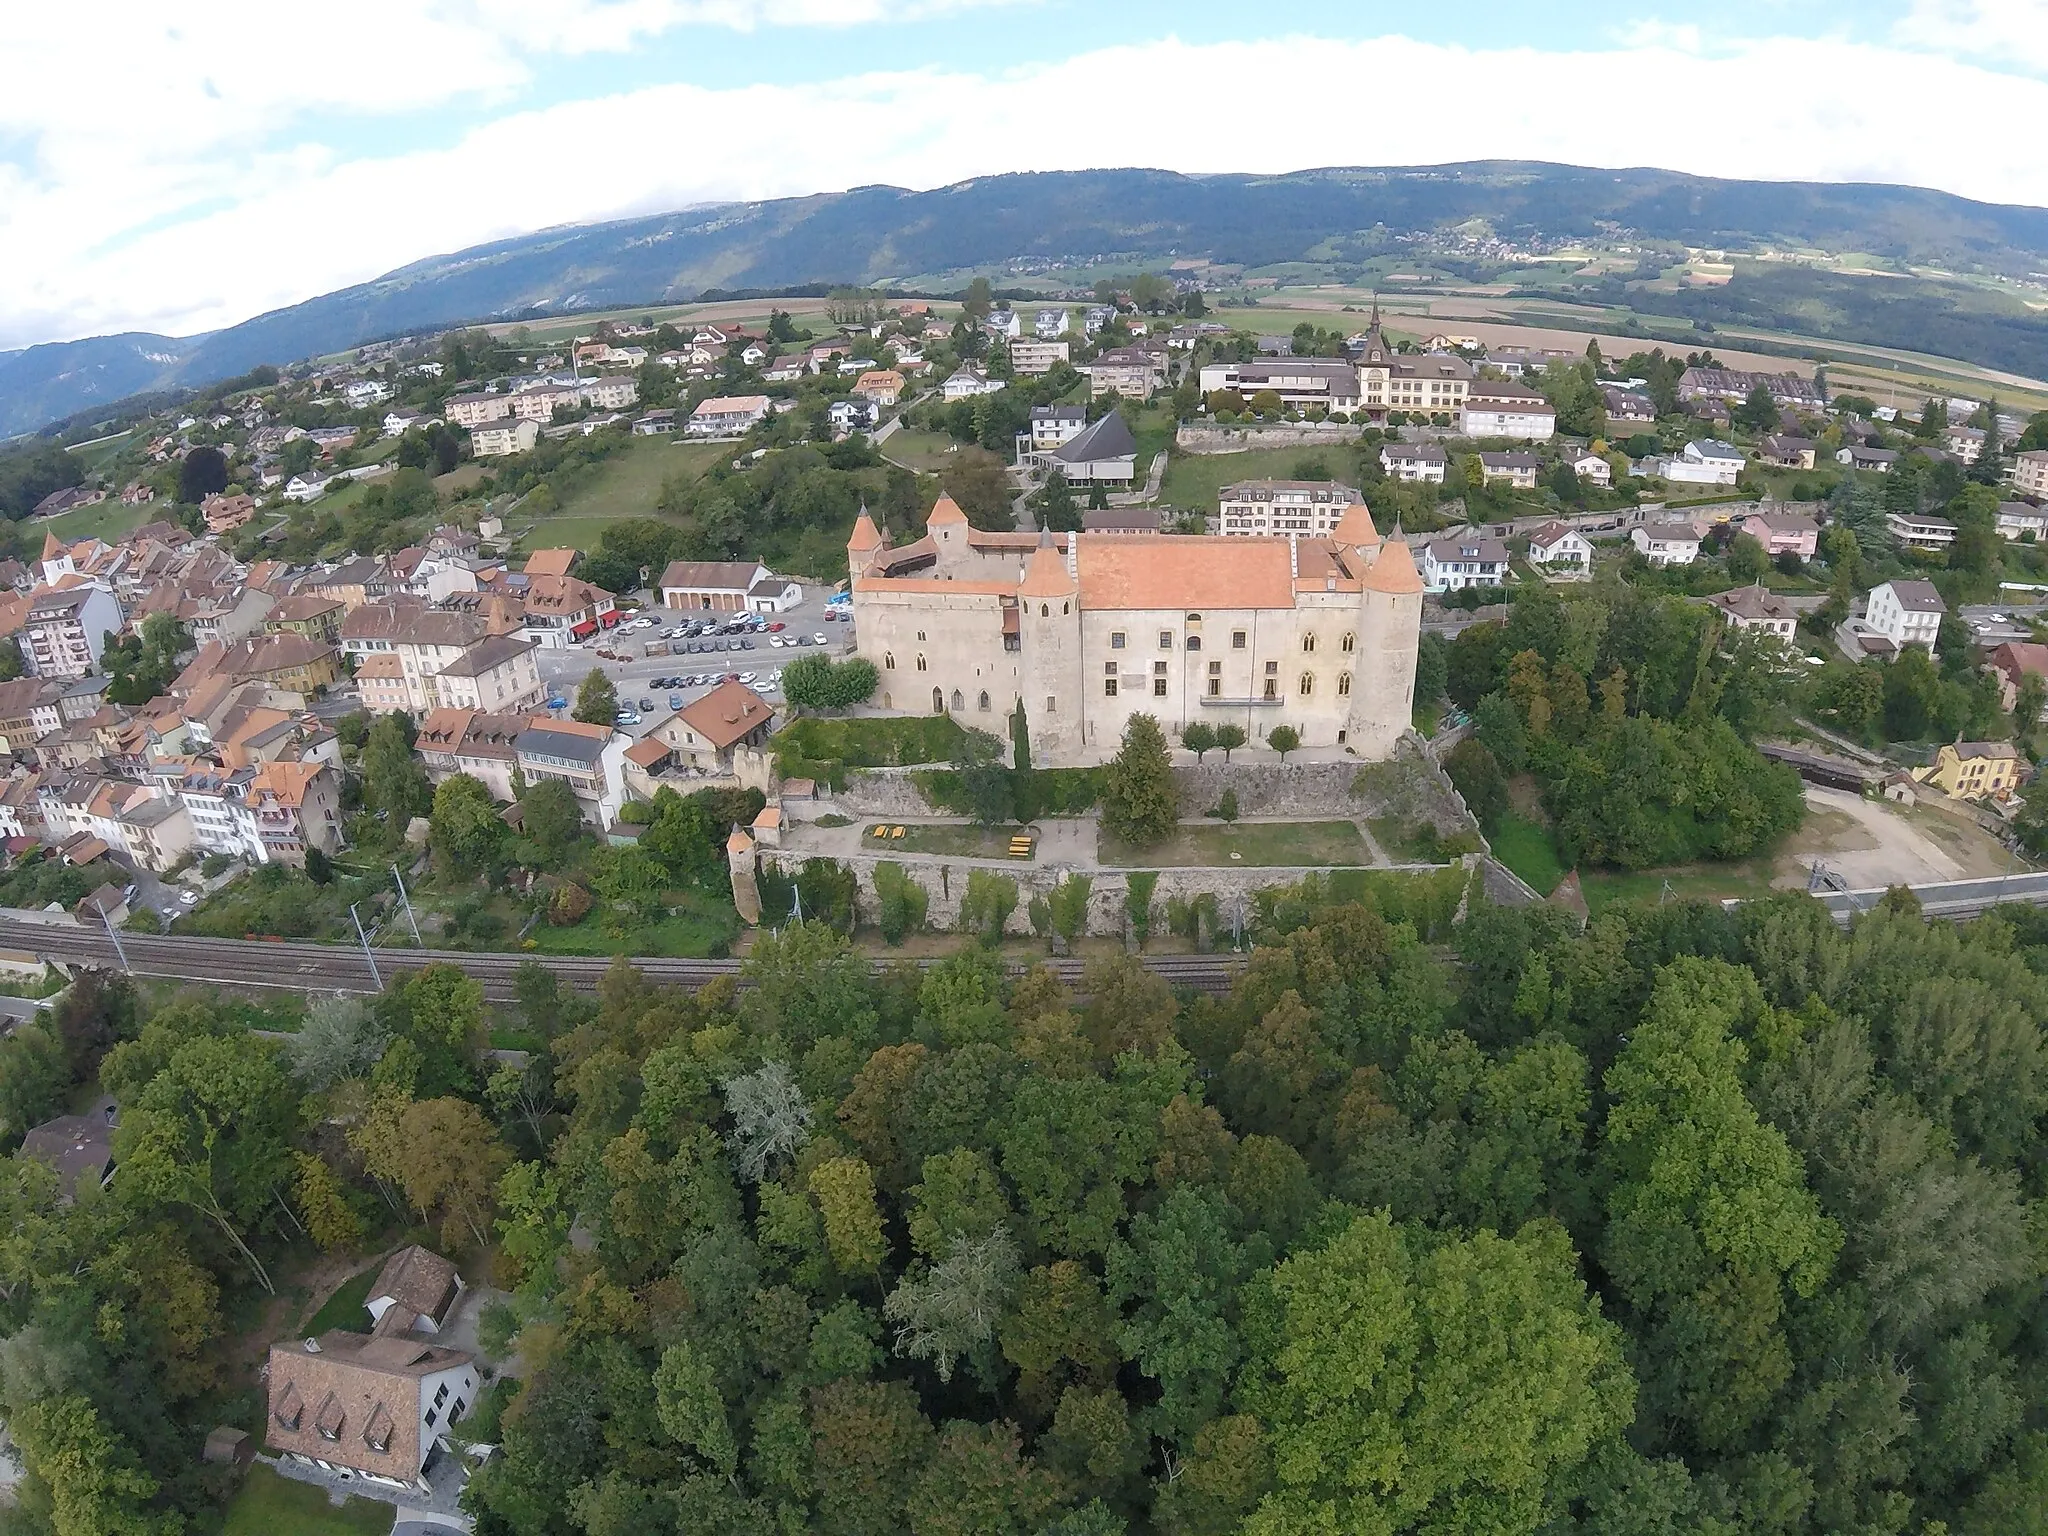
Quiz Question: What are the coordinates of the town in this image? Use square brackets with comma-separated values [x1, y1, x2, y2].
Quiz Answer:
[3, 256, 2048, 1536]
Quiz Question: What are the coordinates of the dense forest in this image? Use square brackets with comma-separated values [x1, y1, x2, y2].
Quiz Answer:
[7, 879, 2048, 1535]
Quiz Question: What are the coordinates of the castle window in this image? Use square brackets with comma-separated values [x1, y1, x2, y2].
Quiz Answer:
[951, 689, 964, 710]
[1154, 676, 1168, 697]
[933, 687, 945, 712]
[1233, 630, 1247, 648]
[1186, 612, 1202, 623]
[917, 631, 927, 642]
[1110, 631, 1126, 649]
[1208, 660, 1221, 676]
[1207, 678, 1221, 697]
[1040, 603, 1049, 618]
[1046, 696, 1056, 713]
[1341, 631, 1356, 652]
[885, 653, 895, 670]
[1300, 673, 1314, 697]
[1153, 661, 1167, 675]
[978, 691, 990, 711]
[1265, 660, 1279, 675]
[1105, 677, 1118, 697]
[916, 654, 927, 671]
[1338, 673, 1352, 696]
[1263, 677, 1278, 701]
[1302, 633, 1317, 653]
[1186, 635, 1201, 651]
[1063, 602, 1070, 615]
[1158, 631, 1172, 649]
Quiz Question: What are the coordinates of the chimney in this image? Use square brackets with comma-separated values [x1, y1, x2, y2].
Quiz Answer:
[1288, 533, 1299, 579]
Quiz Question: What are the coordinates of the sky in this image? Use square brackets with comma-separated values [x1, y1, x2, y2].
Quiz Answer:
[8, 0, 2048, 352]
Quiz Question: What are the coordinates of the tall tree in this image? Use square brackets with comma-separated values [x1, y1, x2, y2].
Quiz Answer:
[1100, 713, 1180, 847]
[574, 668, 620, 725]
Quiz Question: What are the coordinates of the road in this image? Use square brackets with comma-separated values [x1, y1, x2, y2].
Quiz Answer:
[1812, 870, 2048, 926]
[6, 921, 1249, 1001]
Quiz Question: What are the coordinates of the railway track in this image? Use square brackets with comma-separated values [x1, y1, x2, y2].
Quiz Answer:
[0, 921, 1249, 1003]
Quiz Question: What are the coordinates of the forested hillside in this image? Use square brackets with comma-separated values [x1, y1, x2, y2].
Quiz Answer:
[6, 882, 2047, 1535]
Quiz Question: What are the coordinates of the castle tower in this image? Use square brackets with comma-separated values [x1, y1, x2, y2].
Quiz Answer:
[1017, 531, 1083, 759]
[847, 503, 882, 584]
[726, 825, 762, 925]
[926, 493, 969, 574]
[1331, 500, 1381, 568]
[1348, 536, 1424, 758]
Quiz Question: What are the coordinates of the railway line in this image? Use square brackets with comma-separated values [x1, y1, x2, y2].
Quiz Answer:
[0, 920, 1249, 1003]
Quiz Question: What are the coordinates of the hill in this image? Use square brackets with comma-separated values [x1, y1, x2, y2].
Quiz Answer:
[8, 161, 2048, 437]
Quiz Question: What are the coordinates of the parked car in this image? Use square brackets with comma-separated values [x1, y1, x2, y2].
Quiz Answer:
[614, 710, 640, 726]
[546, 695, 568, 709]
[768, 621, 786, 632]
[796, 634, 814, 646]
[812, 634, 828, 645]
[738, 672, 758, 684]
[668, 694, 683, 710]
[639, 698, 655, 712]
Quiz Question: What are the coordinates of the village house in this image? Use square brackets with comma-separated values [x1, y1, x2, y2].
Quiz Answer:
[1420, 535, 1512, 592]
[1737, 511, 1820, 560]
[1886, 511, 1958, 551]
[266, 1334, 479, 1492]
[520, 575, 619, 649]
[1568, 451, 1612, 487]
[1677, 367, 1826, 411]
[1759, 435, 1817, 469]
[366, 1246, 465, 1335]
[1996, 501, 2048, 540]
[2012, 450, 2048, 499]
[1477, 452, 1540, 489]
[1706, 584, 1798, 640]
[686, 395, 771, 437]
[1631, 521, 1702, 566]
[201, 493, 259, 534]
[471, 418, 541, 457]
[513, 717, 630, 827]
[1915, 740, 2023, 802]
[1380, 443, 1448, 483]
[1864, 579, 1945, 653]
[415, 708, 527, 800]
[1526, 521, 1594, 571]
[941, 366, 1004, 401]
[1459, 379, 1556, 440]
[1602, 388, 1656, 425]
[1984, 641, 2048, 715]
[627, 678, 778, 784]
[1839, 443, 1900, 474]
[852, 369, 905, 406]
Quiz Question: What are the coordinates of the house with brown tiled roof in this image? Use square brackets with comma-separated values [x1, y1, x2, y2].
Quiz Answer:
[637, 678, 777, 777]
[266, 1333, 480, 1491]
[519, 574, 617, 649]
[366, 1246, 464, 1335]
[416, 708, 525, 800]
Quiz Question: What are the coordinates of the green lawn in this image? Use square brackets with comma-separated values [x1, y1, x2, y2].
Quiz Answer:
[1488, 812, 1566, 896]
[525, 890, 739, 958]
[223, 1464, 393, 1536]
[881, 428, 971, 473]
[1101, 820, 1369, 869]
[305, 1264, 378, 1336]
[532, 437, 722, 528]
[31, 496, 157, 545]
[1158, 445, 1364, 515]
[1581, 861, 1780, 914]
[864, 823, 1036, 859]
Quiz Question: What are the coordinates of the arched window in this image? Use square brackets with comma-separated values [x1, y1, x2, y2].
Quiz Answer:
[1300, 672, 1315, 697]
[1062, 601, 1070, 615]
[1337, 672, 1352, 696]
[1186, 612, 1202, 622]
[950, 689, 964, 710]
[932, 687, 945, 712]
[1341, 631, 1356, 653]
[1186, 635, 1202, 651]
[916, 654, 928, 671]
[885, 652, 895, 670]
[978, 690, 990, 711]
[1302, 633, 1317, 653]
[1040, 603, 1049, 618]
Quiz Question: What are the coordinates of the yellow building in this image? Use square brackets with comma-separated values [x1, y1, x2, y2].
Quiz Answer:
[1914, 739, 2024, 801]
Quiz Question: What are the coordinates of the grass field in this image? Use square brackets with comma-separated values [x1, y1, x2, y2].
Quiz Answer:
[529, 437, 722, 529]
[1101, 819, 1369, 868]
[881, 428, 972, 473]
[1488, 812, 1566, 895]
[1581, 860, 1779, 913]
[30, 496, 157, 546]
[305, 1264, 378, 1336]
[525, 890, 740, 959]
[1158, 445, 1364, 513]
[866, 823, 1036, 859]
[223, 1465, 392, 1536]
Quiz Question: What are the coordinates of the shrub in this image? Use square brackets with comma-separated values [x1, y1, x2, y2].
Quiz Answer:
[548, 883, 594, 926]
[1209, 788, 1239, 822]
[1125, 872, 1159, 948]
[873, 862, 928, 945]
[1047, 873, 1092, 949]
[958, 870, 1019, 947]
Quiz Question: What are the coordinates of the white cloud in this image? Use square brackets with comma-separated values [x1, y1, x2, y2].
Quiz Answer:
[7, 27, 2048, 348]
[1896, 0, 2048, 72]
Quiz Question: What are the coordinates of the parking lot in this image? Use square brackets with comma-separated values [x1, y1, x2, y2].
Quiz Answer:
[532, 583, 854, 736]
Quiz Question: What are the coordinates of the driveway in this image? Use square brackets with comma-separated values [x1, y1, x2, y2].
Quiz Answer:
[1786, 785, 1969, 888]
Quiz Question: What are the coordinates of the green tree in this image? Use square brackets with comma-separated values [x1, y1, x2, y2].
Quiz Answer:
[884, 1227, 1021, 1384]
[1010, 698, 1032, 772]
[521, 775, 585, 867]
[1214, 723, 1248, 761]
[655, 1338, 738, 1476]
[1265, 724, 1299, 761]
[1724, 531, 1768, 583]
[810, 1156, 887, 1277]
[1443, 737, 1508, 828]
[1100, 714, 1180, 847]
[362, 712, 431, 831]
[574, 668, 619, 724]
[429, 772, 505, 879]
[1240, 1209, 1633, 1533]
[1181, 721, 1218, 761]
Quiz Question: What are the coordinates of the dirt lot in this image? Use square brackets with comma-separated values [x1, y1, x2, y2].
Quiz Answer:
[1771, 785, 2018, 889]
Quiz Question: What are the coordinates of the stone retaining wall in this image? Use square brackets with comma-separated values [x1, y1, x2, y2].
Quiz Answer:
[761, 850, 1463, 938]
[1173, 423, 1360, 454]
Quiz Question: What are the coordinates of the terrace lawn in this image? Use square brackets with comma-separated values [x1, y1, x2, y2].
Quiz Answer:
[222, 1465, 392, 1536]
[304, 1264, 378, 1336]
[880, 428, 972, 473]
[516, 436, 722, 536]
[1100, 819, 1368, 869]
[1488, 812, 1566, 896]
[863, 823, 1036, 859]
[1158, 445, 1362, 514]
[30, 497, 156, 545]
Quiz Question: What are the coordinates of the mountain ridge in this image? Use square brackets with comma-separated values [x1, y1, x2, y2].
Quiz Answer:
[9, 161, 2048, 439]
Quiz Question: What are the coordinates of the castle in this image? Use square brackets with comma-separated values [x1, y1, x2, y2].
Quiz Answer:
[846, 493, 1423, 765]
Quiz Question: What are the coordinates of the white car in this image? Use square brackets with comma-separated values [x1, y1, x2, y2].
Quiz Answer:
[812, 633, 828, 645]
[738, 671, 758, 683]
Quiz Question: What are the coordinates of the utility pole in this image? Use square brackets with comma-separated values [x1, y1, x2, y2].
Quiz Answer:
[791, 881, 804, 927]
[349, 902, 382, 991]
[390, 863, 423, 947]
[101, 909, 129, 974]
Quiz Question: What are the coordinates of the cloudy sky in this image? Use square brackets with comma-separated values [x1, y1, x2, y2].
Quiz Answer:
[7, 0, 2048, 351]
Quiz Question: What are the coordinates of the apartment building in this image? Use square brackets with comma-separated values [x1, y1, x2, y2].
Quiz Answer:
[1460, 381, 1557, 440]
[1217, 481, 1364, 538]
[339, 602, 540, 713]
[513, 718, 629, 827]
[687, 396, 771, 437]
[1008, 341, 1070, 377]
[471, 418, 541, 458]
[415, 709, 525, 801]
[19, 585, 123, 680]
[443, 392, 512, 429]
[2013, 450, 2048, 499]
[520, 575, 618, 648]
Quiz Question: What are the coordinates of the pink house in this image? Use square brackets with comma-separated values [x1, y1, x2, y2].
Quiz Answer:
[1738, 512, 1819, 560]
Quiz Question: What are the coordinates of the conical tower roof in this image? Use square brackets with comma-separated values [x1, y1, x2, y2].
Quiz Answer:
[926, 493, 968, 527]
[1332, 501, 1380, 548]
[1019, 530, 1075, 597]
[1363, 537, 1424, 595]
[40, 531, 62, 561]
[848, 504, 882, 554]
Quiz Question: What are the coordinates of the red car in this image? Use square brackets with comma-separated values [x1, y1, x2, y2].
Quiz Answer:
[768, 622, 786, 632]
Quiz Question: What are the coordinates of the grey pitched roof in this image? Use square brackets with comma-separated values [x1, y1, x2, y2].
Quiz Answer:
[1053, 412, 1137, 464]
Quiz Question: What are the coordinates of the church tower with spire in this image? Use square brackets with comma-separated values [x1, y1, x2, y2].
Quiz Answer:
[1356, 292, 1395, 421]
